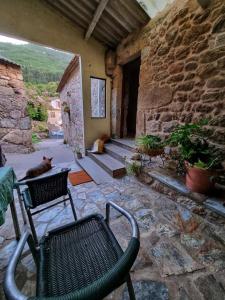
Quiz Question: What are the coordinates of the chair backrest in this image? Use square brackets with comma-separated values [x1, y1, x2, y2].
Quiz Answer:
[26, 168, 70, 208]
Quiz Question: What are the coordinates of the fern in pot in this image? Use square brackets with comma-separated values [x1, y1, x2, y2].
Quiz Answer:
[136, 135, 164, 157]
[168, 122, 224, 194]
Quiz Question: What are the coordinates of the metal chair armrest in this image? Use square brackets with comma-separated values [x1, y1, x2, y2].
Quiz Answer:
[3, 230, 31, 300]
[105, 201, 140, 240]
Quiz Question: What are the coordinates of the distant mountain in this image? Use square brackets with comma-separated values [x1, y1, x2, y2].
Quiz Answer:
[0, 42, 73, 83]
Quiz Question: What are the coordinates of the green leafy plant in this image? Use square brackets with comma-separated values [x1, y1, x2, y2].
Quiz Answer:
[126, 162, 141, 176]
[74, 145, 81, 154]
[136, 134, 164, 157]
[32, 133, 40, 144]
[167, 121, 222, 170]
[136, 135, 162, 149]
[27, 102, 48, 121]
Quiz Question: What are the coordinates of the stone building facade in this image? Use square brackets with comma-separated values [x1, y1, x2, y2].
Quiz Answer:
[47, 99, 63, 133]
[111, 0, 225, 151]
[0, 58, 32, 153]
[57, 56, 85, 153]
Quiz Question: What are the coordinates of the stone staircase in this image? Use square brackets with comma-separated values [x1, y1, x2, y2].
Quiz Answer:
[86, 139, 135, 178]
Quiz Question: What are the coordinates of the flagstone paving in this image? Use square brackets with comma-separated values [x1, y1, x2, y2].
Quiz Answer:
[0, 163, 225, 299]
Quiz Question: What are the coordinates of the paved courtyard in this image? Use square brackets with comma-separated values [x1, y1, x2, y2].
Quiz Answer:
[0, 140, 225, 299]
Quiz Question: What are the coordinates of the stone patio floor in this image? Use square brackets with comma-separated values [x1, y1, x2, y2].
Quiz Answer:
[1, 158, 225, 299]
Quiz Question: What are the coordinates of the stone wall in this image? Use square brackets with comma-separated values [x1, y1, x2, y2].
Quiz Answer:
[112, 0, 225, 151]
[0, 60, 32, 153]
[59, 62, 85, 153]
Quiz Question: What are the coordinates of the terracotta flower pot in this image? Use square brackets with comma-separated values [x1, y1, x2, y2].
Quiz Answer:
[185, 162, 215, 194]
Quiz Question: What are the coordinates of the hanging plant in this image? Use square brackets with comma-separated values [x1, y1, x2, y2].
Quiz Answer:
[64, 105, 70, 114]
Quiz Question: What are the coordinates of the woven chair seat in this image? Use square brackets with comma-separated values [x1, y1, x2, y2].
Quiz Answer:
[38, 214, 124, 297]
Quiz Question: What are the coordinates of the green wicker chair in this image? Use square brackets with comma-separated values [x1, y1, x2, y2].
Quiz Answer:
[20, 168, 77, 245]
[4, 201, 140, 300]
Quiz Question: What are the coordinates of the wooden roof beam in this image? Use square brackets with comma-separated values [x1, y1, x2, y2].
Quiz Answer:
[85, 0, 109, 41]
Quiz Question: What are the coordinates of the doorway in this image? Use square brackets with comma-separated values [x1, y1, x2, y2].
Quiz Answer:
[121, 56, 140, 138]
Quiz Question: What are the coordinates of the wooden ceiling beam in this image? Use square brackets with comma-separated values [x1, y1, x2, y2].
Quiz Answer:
[85, 0, 109, 41]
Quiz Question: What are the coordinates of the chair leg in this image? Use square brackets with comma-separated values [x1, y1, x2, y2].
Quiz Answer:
[126, 274, 136, 300]
[63, 195, 66, 207]
[68, 189, 77, 221]
[26, 208, 38, 246]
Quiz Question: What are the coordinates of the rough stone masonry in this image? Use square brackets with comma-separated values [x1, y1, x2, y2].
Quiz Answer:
[111, 0, 225, 152]
[0, 58, 32, 153]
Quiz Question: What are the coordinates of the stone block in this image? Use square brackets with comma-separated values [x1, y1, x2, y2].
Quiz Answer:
[212, 16, 225, 34]
[0, 118, 17, 128]
[162, 121, 178, 133]
[158, 46, 170, 56]
[171, 102, 184, 112]
[210, 115, 225, 127]
[195, 275, 225, 300]
[201, 90, 225, 102]
[174, 92, 187, 102]
[185, 73, 195, 81]
[193, 9, 210, 24]
[185, 62, 198, 71]
[200, 47, 225, 63]
[151, 240, 203, 277]
[173, 34, 183, 47]
[2, 129, 32, 146]
[122, 280, 169, 300]
[193, 40, 209, 53]
[0, 79, 8, 86]
[160, 113, 173, 122]
[217, 56, 225, 68]
[183, 24, 211, 45]
[146, 120, 161, 133]
[19, 117, 31, 130]
[188, 89, 201, 102]
[176, 81, 194, 91]
[139, 85, 172, 109]
[198, 63, 218, 79]
[165, 28, 178, 46]
[175, 47, 190, 60]
[207, 77, 225, 88]
[168, 73, 185, 83]
[0, 85, 14, 96]
[212, 128, 225, 144]
[10, 110, 22, 119]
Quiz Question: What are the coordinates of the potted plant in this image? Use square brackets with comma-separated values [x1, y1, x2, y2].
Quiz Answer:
[74, 145, 82, 159]
[168, 122, 224, 194]
[126, 161, 141, 176]
[136, 135, 164, 157]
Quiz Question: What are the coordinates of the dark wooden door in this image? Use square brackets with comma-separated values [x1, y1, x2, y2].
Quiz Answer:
[121, 56, 140, 137]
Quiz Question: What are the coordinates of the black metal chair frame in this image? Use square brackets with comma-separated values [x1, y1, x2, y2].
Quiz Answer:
[4, 201, 140, 300]
[18, 168, 77, 245]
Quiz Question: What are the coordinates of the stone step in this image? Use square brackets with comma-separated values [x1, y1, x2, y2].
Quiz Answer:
[76, 156, 113, 184]
[205, 199, 225, 218]
[104, 143, 133, 163]
[87, 150, 126, 178]
[111, 138, 136, 152]
[147, 169, 225, 218]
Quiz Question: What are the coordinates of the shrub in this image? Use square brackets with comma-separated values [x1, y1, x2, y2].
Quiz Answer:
[32, 133, 40, 144]
[27, 102, 48, 121]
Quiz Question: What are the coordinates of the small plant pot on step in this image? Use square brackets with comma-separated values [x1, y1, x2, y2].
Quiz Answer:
[185, 162, 215, 194]
[76, 152, 82, 159]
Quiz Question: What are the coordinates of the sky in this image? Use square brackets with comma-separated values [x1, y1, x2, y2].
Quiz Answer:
[0, 35, 28, 44]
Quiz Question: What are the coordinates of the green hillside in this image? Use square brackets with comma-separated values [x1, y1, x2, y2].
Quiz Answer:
[0, 42, 73, 83]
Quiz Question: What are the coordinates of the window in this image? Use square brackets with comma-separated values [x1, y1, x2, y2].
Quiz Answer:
[50, 112, 55, 118]
[91, 77, 106, 118]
